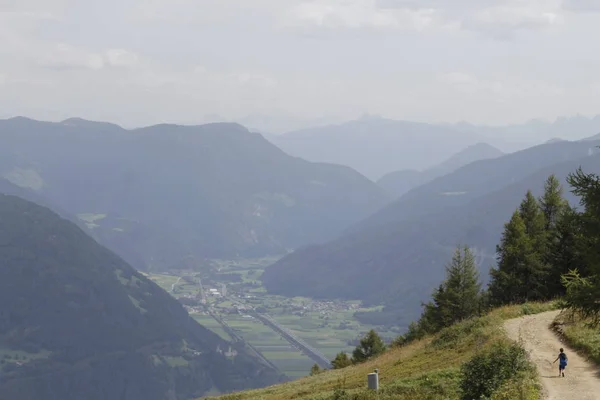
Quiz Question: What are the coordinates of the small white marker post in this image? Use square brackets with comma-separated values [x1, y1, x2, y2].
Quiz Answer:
[367, 368, 379, 391]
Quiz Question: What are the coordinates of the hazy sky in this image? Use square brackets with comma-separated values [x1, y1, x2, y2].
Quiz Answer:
[0, 0, 599, 128]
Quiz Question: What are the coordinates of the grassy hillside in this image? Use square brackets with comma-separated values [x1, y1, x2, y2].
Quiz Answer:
[552, 311, 600, 366]
[0, 194, 283, 400]
[0, 117, 389, 272]
[204, 302, 556, 400]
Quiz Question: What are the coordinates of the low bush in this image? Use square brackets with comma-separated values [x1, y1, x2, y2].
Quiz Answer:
[460, 340, 533, 400]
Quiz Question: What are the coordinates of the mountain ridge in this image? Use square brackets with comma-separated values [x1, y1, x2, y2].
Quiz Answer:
[0, 194, 283, 400]
[350, 139, 600, 235]
[378, 142, 504, 198]
[262, 141, 600, 325]
[268, 117, 484, 180]
[0, 117, 389, 272]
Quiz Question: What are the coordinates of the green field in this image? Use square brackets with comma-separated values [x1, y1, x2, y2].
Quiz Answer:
[223, 314, 316, 376]
[147, 257, 398, 379]
[268, 308, 396, 359]
[191, 314, 231, 341]
[145, 273, 180, 292]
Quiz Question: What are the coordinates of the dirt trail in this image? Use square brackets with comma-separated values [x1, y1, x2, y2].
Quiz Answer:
[504, 310, 600, 400]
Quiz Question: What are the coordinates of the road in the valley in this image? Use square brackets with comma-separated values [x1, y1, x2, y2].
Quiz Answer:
[170, 276, 182, 293]
[194, 275, 332, 369]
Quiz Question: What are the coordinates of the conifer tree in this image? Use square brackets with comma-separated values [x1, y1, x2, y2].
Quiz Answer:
[538, 175, 571, 296]
[438, 246, 482, 325]
[547, 205, 585, 296]
[310, 363, 322, 376]
[331, 352, 352, 369]
[416, 246, 482, 334]
[521, 190, 551, 299]
[489, 210, 532, 304]
[352, 330, 386, 363]
[489, 190, 553, 304]
[539, 175, 568, 231]
[562, 168, 600, 323]
[418, 284, 445, 334]
[519, 190, 547, 240]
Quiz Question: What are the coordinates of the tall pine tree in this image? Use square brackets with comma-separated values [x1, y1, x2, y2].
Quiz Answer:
[539, 175, 568, 232]
[538, 176, 569, 296]
[437, 246, 482, 326]
[489, 191, 551, 304]
[419, 246, 482, 332]
[352, 330, 386, 363]
[489, 210, 530, 305]
[562, 168, 600, 323]
[519, 190, 547, 240]
[547, 205, 585, 296]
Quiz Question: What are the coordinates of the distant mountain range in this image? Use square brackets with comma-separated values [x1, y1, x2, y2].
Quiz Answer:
[267, 117, 484, 180]
[451, 114, 600, 148]
[3, 114, 600, 327]
[378, 143, 504, 198]
[261, 138, 600, 326]
[0, 194, 283, 400]
[266, 114, 600, 180]
[0, 117, 389, 272]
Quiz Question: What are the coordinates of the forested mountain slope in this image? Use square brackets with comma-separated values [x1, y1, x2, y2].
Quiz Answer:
[0, 117, 389, 271]
[0, 194, 283, 400]
[378, 143, 504, 198]
[352, 139, 600, 235]
[262, 152, 600, 326]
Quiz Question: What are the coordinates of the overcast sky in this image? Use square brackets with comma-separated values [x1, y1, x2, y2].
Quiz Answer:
[0, 0, 599, 128]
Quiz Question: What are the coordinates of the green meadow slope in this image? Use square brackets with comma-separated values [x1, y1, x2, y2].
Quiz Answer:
[204, 303, 558, 400]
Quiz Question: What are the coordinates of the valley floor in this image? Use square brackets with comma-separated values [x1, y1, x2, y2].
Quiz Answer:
[145, 258, 399, 379]
[504, 310, 600, 400]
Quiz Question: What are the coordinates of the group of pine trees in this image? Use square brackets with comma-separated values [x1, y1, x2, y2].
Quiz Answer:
[400, 171, 600, 343]
[488, 175, 572, 304]
[312, 167, 600, 374]
[395, 245, 485, 344]
[311, 329, 386, 374]
[489, 170, 600, 316]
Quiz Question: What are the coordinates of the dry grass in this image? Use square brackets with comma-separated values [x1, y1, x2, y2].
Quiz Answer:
[202, 302, 557, 400]
[553, 309, 600, 366]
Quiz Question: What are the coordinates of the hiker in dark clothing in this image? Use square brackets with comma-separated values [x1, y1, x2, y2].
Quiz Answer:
[553, 348, 568, 377]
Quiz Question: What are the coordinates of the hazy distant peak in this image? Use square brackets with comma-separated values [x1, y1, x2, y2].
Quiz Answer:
[357, 113, 384, 121]
[454, 121, 475, 127]
[133, 121, 249, 134]
[581, 132, 600, 141]
[6, 116, 38, 123]
[200, 121, 248, 130]
[376, 142, 503, 197]
[464, 142, 503, 150]
[433, 142, 503, 169]
[60, 117, 123, 130]
[545, 137, 566, 144]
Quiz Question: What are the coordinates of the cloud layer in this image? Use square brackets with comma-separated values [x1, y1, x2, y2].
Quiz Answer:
[0, 0, 598, 128]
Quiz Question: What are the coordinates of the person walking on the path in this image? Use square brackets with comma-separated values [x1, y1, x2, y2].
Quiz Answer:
[554, 348, 568, 377]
